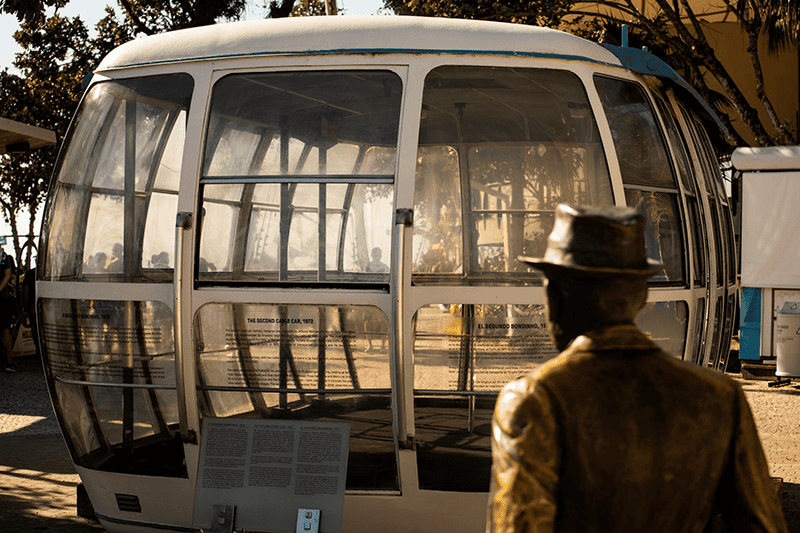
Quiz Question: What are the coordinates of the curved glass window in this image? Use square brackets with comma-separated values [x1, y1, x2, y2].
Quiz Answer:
[203, 72, 400, 178]
[198, 182, 392, 284]
[42, 74, 193, 282]
[412, 66, 613, 285]
[652, 90, 707, 287]
[595, 77, 686, 285]
[413, 303, 557, 491]
[198, 71, 401, 285]
[635, 300, 689, 358]
[195, 303, 397, 490]
[595, 77, 676, 189]
[624, 190, 684, 282]
[39, 298, 184, 476]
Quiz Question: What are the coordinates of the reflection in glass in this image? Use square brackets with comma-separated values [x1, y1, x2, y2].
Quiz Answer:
[413, 303, 556, 492]
[708, 296, 725, 368]
[195, 303, 397, 490]
[692, 298, 706, 364]
[203, 71, 402, 177]
[709, 200, 724, 286]
[635, 300, 688, 358]
[42, 74, 193, 282]
[652, 90, 695, 194]
[413, 66, 613, 285]
[625, 190, 685, 284]
[82, 194, 124, 274]
[142, 193, 179, 269]
[595, 76, 676, 189]
[413, 146, 462, 274]
[38, 298, 184, 476]
[198, 70, 402, 286]
[199, 183, 393, 283]
[686, 197, 706, 286]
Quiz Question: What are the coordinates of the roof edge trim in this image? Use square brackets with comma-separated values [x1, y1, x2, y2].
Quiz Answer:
[100, 47, 622, 71]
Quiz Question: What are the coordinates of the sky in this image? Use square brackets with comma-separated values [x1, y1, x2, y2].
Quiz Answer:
[0, 0, 387, 243]
[0, 0, 388, 72]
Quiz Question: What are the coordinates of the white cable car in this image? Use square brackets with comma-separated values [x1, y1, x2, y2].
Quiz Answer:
[38, 16, 736, 533]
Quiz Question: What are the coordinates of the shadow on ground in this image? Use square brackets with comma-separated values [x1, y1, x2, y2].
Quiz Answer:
[710, 481, 800, 531]
[781, 482, 800, 530]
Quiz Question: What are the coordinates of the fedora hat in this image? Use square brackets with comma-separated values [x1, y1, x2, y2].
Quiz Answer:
[518, 204, 663, 277]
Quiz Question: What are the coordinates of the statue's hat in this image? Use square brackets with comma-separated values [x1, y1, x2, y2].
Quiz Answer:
[518, 204, 663, 277]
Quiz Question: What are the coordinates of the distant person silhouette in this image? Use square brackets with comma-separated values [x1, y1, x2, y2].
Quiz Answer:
[0, 248, 16, 372]
[365, 247, 389, 273]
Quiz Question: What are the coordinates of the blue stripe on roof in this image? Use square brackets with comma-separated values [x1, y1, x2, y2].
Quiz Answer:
[105, 47, 623, 70]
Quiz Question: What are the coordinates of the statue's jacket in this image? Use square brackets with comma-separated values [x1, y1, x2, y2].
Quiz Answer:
[488, 324, 787, 533]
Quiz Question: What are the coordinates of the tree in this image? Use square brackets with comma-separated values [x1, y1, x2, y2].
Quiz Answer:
[0, 11, 128, 268]
[382, 0, 574, 28]
[384, 0, 798, 148]
[117, 0, 247, 35]
[0, 0, 254, 268]
[0, 0, 67, 24]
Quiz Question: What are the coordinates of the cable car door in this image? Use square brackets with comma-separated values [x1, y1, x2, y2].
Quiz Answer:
[181, 68, 407, 504]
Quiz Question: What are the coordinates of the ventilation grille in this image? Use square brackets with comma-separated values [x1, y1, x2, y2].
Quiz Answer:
[115, 493, 142, 513]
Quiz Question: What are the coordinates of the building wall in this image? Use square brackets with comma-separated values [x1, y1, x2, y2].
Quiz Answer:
[569, 0, 799, 146]
[700, 20, 799, 146]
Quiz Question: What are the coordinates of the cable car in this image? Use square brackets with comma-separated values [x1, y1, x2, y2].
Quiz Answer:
[37, 16, 737, 533]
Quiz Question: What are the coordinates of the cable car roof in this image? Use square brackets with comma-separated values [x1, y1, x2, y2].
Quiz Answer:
[95, 16, 727, 145]
[97, 16, 625, 71]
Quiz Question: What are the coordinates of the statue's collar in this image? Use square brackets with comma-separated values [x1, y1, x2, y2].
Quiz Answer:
[567, 324, 660, 353]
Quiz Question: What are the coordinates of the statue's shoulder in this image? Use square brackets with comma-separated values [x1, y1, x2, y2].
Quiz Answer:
[495, 371, 561, 436]
[495, 353, 576, 410]
[665, 354, 742, 393]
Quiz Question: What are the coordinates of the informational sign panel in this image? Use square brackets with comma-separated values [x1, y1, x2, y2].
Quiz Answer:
[413, 304, 559, 393]
[467, 317, 557, 390]
[194, 418, 350, 533]
[195, 303, 390, 392]
[38, 298, 176, 385]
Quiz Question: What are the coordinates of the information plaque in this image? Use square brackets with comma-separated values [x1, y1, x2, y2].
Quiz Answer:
[193, 418, 350, 533]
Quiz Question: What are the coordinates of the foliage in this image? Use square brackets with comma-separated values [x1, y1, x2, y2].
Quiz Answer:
[0, 0, 254, 268]
[384, 0, 573, 27]
[384, 0, 798, 148]
[117, 0, 247, 34]
[0, 11, 128, 267]
[0, 0, 66, 24]
[290, 0, 330, 16]
[763, 0, 800, 52]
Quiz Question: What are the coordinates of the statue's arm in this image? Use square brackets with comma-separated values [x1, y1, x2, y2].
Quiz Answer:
[488, 378, 560, 533]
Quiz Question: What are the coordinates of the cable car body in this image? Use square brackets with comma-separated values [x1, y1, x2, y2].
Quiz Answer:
[37, 16, 737, 533]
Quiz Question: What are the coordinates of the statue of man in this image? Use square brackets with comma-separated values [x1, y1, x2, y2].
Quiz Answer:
[488, 204, 786, 533]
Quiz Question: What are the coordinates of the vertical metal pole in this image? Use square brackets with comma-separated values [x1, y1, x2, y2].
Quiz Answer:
[318, 148, 327, 399]
[319, 148, 327, 281]
[318, 306, 326, 400]
[174, 212, 192, 442]
[280, 123, 290, 282]
[279, 305, 289, 409]
[394, 208, 413, 447]
[122, 100, 137, 447]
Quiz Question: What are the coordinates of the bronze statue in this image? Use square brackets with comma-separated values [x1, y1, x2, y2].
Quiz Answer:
[488, 204, 786, 532]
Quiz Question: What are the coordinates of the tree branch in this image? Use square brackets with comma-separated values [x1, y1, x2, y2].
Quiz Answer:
[743, 18, 796, 143]
[117, 0, 154, 35]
